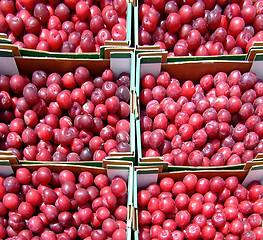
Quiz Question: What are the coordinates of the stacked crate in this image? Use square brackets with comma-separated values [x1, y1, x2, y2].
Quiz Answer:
[1, 0, 263, 238]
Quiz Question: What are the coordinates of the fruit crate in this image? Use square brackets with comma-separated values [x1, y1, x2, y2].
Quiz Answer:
[133, 162, 263, 239]
[0, 49, 136, 165]
[135, 52, 263, 171]
[0, 152, 133, 239]
[133, 0, 263, 60]
[0, 0, 133, 55]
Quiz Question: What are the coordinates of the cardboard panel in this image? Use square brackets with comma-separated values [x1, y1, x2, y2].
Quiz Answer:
[1, 158, 133, 240]
[0, 51, 136, 164]
[136, 56, 260, 170]
[162, 61, 252, 83]
[15, 57, 110, 77]
[133, 163, 263, 235]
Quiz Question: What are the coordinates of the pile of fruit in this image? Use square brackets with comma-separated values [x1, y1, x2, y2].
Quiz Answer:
[138, 0, 263, 56]
[0, 67, 131, 161]
[0, 167, 128, 239]
[138, 173, 263, 239]
[0, 0, 127, 52]
[140, 69, 263, 166]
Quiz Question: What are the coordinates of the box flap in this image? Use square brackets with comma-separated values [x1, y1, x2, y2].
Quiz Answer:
[20, 48, 100, 58]
[250, 54, 263, 79]
[246, 47, 263, 61]
[242, 165, 263, 187]
[137, 51, 167, 63]
[106, 165, 130, 182]
[139, 55, 162, 79]
[255, 153, 263, 159]
[0, 160, 14, 177]
[243, 160, 263, 170]
[130, 0, 136, 6]
[0, 49, 19, 75]
[104, 47, 134, 58]
[0, 38, 12, 44]
[131, 89, 136, 116]
[104, 40, 130, 47]
[132, 206, 137, 231]
[136, 168, 159, 189]
[108, 152, 134, 158]
[0, 150, 13, 155]
[0, 44, 20, 56]
[110, 51, 132, 77]
[167, 54, 246, 62]
[102, 159, 133, 168]
[0, 33, 7, 38]
[0, 151, 19, 165]
[134, 165, 163, 172]
[19, 160, 104, 167]
[136, 45, 161, 50]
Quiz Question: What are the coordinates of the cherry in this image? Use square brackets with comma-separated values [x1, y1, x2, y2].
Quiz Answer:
[27, 216, 44, 233]
[111, 177, 127, 198]
[37, 167, 52, 185]
[175, 210, 191, 228]
[47, 29, 62, 50]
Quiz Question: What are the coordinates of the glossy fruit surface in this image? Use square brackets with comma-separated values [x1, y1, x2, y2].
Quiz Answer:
[138, 0, 263, 56]
[140, 70, 262, 167]
[138, 174, 263, 240]
[0, 167, 127, 239]
[1, 0, 127, 52]
[0, 68, 131, 162]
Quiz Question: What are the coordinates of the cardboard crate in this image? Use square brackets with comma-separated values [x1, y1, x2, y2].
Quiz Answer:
[133, 0, 263, 61]
[135, 52, 263, 171]
[0, 152, 133, 239]
[0, 50, 136, 165]
[0, 0, 133, 56]
[133, 161, 263, 239]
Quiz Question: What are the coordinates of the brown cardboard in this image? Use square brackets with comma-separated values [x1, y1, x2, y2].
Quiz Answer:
[131, 89, 136, 116]
[11, 163, 107, 176]
[0, 150, 14, 155]
[108, 152, 134, 157]
[255, 153, 263, 159]
[243, 160, 263, 170]
[157, 170, 248, 182]
[102, 159, 133, 168]
[252, 42, 263, 47]
[132, 206, 137, 232]
[104, 40, 130, 47]
[104, 47, 135, 59]
[137, 51, 168, 63]
[134, 161, 263, 233]
[15, 57, 110, 77]
[137, 57, 263, 169]
[247, 48, 263, 61]
[161, 60, 252, 83]
[0, 44, 20, 56]
[136, 45, 161, 50]
[134, 165, 164, 172]
[0, 50, 135, 163]
[0, 155, 18, 165]
[0, 33, 7, 38]
[0, 151, 19, 165]
[140, 157, 164, 162]
[7, 160, 133, 238]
